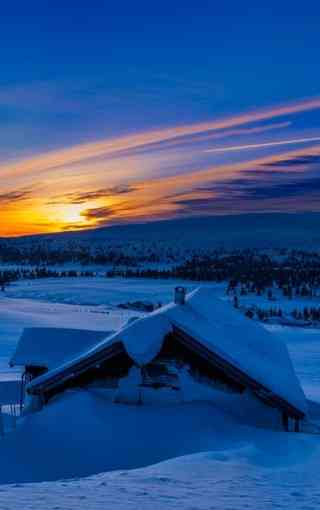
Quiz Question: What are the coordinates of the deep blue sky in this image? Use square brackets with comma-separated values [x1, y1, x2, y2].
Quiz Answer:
[1, 2, 320, 152]
[2, 2, 320, 235]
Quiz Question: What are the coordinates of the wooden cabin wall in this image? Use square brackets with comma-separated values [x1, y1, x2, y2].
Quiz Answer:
[155, 333, 245, 393]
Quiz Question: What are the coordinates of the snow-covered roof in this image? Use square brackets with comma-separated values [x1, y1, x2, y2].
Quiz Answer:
[27, 288, 307, 415]
[10, 327, 113, 370]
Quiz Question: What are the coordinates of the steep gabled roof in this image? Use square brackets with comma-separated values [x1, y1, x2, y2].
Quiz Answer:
[10, 327, 113, 371]
[27, 288, 307, 416]
[165, 289, 307, 415]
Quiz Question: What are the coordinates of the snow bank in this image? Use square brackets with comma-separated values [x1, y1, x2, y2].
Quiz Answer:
[2, 439, 320, 509]
[0, 387, 316, 491]
[0, 390, 239, 483]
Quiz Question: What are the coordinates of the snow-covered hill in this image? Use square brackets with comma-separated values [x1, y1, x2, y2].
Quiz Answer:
[5, 212, 320, 250]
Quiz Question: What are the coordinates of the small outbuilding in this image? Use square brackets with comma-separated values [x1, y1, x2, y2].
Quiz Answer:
[18, 288, 306, 431]
[10, 327, 113, 402]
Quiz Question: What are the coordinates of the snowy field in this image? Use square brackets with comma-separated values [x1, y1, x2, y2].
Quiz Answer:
[3, 276, 209, 306]
[1, 277, 320, 508]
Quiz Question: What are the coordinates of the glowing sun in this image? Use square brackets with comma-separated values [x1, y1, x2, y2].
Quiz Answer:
[49, 203, 90, 228]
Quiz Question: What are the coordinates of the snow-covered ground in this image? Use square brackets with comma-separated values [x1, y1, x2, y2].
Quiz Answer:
[3, 276, 219, 306]
[1, 277, 320, 508]
[3, 442, 320, 510]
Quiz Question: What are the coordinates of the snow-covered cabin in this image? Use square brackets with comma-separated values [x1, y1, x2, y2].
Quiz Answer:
[20, 288, 306, 431]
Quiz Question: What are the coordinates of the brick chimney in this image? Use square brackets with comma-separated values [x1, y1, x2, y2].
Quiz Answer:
[174, 286, 186, 305]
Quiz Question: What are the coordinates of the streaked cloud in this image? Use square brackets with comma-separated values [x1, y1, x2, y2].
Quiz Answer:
[2, 96, 320, 181]
[263, 154, 320, 167]
[0, 190, 33, 204]
[205, 136, 320, 154]
[2, 96, 320, 236]
[48, 185, 136, 205]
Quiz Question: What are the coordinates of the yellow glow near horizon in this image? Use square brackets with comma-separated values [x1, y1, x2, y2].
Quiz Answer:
[1, 201, 96, 237]
[51, 203, 89, 225]
[3, 140, 320, 237]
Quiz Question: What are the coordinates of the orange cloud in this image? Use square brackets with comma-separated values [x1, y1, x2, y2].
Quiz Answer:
[74, 143, 320, 226]
[4, 141, 320, 236]
[2, 96, 320, 236]
[2, 96, 320, 182]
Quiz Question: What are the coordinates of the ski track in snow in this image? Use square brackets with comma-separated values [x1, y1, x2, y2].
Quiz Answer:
[1, 277, 320, 508]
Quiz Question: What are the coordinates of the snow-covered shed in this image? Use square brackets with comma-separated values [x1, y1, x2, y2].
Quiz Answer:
[25, 288, 307, 430]
[10, 327, 113, 383]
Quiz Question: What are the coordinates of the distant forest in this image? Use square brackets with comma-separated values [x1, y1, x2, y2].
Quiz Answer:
[2, 238, 320, 298]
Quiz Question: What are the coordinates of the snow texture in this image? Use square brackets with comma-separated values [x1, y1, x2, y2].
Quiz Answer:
[3, 445, 320, 510]
[10, 327, 113, 370]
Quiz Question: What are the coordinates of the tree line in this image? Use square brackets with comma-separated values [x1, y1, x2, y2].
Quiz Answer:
[2, 249, 320, 298]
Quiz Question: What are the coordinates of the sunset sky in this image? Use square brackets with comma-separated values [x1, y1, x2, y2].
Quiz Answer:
[2, 2, 320, 236]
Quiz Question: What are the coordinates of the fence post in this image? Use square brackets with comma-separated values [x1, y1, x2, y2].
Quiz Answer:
[0, 406, 4, 437]
[282, 412, 289, 431]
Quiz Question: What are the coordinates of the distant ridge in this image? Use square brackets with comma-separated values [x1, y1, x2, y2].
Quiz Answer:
[3, 212, 320, 250]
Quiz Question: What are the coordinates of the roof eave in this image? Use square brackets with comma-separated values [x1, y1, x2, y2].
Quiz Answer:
[27, 341, 125, 396]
